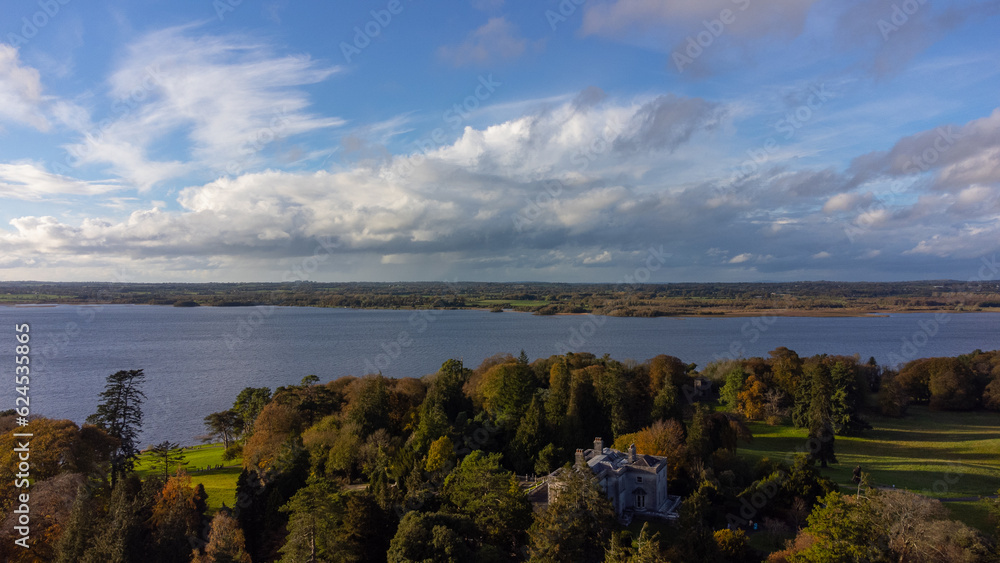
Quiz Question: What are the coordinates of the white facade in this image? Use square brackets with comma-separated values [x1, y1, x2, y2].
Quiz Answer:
[549, 438, 678, 522]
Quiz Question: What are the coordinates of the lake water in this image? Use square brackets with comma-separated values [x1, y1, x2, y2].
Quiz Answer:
[1, 305, 997, 446]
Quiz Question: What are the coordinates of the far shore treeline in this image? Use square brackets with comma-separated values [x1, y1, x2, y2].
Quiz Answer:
[2, 279, 1000, 317]
[2, 347, 1000, 561]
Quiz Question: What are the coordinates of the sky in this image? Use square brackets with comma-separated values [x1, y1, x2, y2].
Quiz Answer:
[0, 0, 999, 283]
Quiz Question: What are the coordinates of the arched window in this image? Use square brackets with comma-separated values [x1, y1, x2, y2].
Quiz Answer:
[633, 487, 647, 509]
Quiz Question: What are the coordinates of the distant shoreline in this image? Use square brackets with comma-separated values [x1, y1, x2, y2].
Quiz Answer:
[1, 301, 996, 318]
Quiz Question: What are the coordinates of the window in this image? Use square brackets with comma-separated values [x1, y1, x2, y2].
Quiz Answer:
[636, 476, 643, 483]
[636, 493, 645, 508]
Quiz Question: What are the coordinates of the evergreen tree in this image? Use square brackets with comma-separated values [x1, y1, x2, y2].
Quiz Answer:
[605, 523, 662, 563]
[86, 369, 146, 487]
[277, 477, 344, 562]
[85, 475, 158, 563]
[55, 484, 95, 563]
[529, 465, 616, 563]
[509, 394, 547, 474]
[676, 481, 720, 563]
[805, 363, 837, 467]
[387, 511, 477, 563]
[145, 441, 188, 480]
[720, 365, 748, 408]
[442, 451, 532, 555]
[546, 358, 572, 434]
[232, 387, 272, 438]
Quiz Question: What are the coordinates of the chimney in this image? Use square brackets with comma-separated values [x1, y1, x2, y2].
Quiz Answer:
[628, 443, 636, 463]
[575, 448, 585, 467]
[594, 437, 603, 454]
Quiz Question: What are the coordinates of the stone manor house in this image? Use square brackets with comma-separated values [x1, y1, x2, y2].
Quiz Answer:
[545, 438, 681, 524]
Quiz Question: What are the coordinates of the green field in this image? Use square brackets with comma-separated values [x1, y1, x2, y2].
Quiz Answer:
[135, 443, 242, 513]
[738, 407, 1000, 530]
[472, 299, 550, 307]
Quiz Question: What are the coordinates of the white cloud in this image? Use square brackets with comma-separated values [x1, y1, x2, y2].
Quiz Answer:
[0, 45, 49, 131]
[63, 26, 344, 189]
[0, 162, 122, 200]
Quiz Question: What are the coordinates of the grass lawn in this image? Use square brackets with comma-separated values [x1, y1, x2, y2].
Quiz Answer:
[738, 406, 1000, 531]
[135, 443, 242, 513]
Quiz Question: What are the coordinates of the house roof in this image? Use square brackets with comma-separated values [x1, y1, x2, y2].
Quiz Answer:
[583, 447, 667, 475]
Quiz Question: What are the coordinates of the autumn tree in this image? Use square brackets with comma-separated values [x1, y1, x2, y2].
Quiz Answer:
[737, 374, 768, 420]
[0, 472, 84, 562]
[86, 369, 147, 487]
[425, 435, 456, 473]
[241, 401, 304, 477]
[192, 511, 251, 563]
[151, 473, 209, 562]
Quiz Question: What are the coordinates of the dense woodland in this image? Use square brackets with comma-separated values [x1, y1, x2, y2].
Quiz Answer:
[3, 279, 1000, 316]
[2, 348, 1000, 562]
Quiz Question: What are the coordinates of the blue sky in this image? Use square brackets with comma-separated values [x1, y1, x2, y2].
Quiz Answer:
[1, 0, 999, 283]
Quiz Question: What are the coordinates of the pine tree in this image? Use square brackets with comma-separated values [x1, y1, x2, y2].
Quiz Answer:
[145, 441, 188, 480]
[529, 465, 616, 563]
[806, 363, 837, 467]
[55, 484, 95, 563]
[86, 369, 146, 487]
[509, 394, 546, 474]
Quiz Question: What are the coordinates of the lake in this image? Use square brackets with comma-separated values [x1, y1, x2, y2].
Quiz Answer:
[2, 305, 997, 446]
